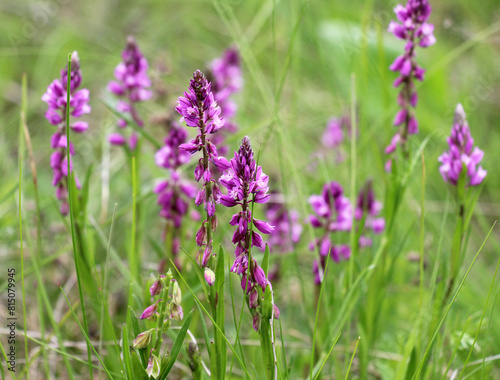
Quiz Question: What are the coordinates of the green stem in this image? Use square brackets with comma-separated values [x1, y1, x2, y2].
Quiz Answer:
[65, 53, 93, 380]
[154, 276, 173, 356]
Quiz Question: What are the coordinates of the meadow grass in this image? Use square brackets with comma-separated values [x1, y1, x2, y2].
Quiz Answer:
[1, 0, 499, 378]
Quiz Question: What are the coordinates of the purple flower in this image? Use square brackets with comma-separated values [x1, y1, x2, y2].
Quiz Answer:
[308, 182, 353, 284]
[155, 171, 199, 262]
[108, 36, 152, 149]
[265, 195, 302, 253]
[140, 300, 160, 320]
[208, 48, 243, 157]
[438, 104, 487, 187]
[154, 122, 200, 263]
[321, 115, 352, 163]
[176, 70, 229, 276]
[220, 137, 278, 330]
[355, 181, 385, 247]
[385, 0, 435, 165]
[42, 51, 89, 215]
[204, 268, 216, 286]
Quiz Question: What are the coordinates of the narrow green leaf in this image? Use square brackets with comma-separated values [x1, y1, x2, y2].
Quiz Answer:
[129, 307, 147, 367]
[121, 325, 133, 380]
[215, 245, 227, 380]
[159, 309, 194, 379]
[262, 244, 270, 276]
[170, 260, 252, 378]
[130, 350, 148, 380]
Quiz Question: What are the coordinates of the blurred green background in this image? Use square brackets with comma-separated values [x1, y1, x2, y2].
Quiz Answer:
[1, 0, 500, 378]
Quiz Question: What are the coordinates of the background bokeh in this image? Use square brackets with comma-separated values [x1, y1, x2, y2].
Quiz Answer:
[1, 0, 500, 378]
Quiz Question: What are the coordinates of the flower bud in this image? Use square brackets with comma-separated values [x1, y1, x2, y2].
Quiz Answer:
[170, 303, 184, 321]
[132, 328, 155, 349]
[204, 268, 216, 286]
[171, 280, 182, 305]
[146, 354, 161, 379]
[149, 276, 165, 296]
[140, 300, 160, 320]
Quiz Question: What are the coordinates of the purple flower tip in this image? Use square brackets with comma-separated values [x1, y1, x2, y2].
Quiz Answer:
[438, 104, 486, 187]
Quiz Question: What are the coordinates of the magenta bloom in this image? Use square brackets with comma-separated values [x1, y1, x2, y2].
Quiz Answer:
[385, 0, 435, 167]
[322, 115, 352, 163]
[265, 196, 302, 254]
[154, 122, 199, 258]
[42, 52, 90, 215]
[308, 182, 353, 285]
[108, 36, 152, 149]
[208, 48, 242, 156]
[220, 137, 279, 330]
[438, 104, 487, 187]
[355, 181, 385, 247]
[176, 70, 230, 271]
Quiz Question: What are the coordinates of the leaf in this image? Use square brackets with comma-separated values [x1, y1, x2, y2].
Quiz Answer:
[129, 307, 147, 367]
[158, 309, 194, 379]
[262, 244, 270, 276]
[79, 164, 93, 224]
[262, 284, 273, 320]
[130, 350, 148, 380]
[121, 325, 133, 380]
[215, 245, 227, 380]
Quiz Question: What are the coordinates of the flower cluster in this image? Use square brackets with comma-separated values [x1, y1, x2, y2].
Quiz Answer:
[42, 51, 90, 215]
[322, 115, 351, 163]
[176, 70, 230, 270]
[220, 136, 279, 331]
[154, 122, 199, 260]
[208, 48, 243, 156]
[265, 195, 302, 254]
[385, 0, 435, 168]
[308, 182, 352, 285]
[355, 181, 385, 247]
[133, 271, 183, 379]
[108, 36, 152, 149]
[438, 104, 487, 187]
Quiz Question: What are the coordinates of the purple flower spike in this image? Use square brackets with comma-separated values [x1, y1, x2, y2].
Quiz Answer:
[321, 115, 352, 163]
[154, 122, 198, 262]
[355, 181, 385, 247]
[108, 36, 152, 149]
[385, 0, 435, 165]
[438, 104, 487, 187]
[220, 137, 279, 328]
[42, 51, 89, 215]
[308, 182, 353, 284]
[176, 70, 227, 269]
[265, 194, 302, 254]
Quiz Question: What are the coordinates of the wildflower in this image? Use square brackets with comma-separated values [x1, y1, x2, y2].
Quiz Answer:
[42, 51, 90, 215]
[386, 0, 435, 166]
[133, 328, 156, 349]
[355, 181, 385, 247]
[146, 354, 161, 378]
[266, 201, 302, 253]
[322, 115, 352, 162]
[308, 182, 353, 285]
[154, 122, 199, 259]
[140, 300, 160, 320]
[438, 104, 487, 186]
[204, 268, 216, 286]
[208, 48, 243, 156]
[220, 136, 278, 330]
[108, 36, 152, 149]
[150, 275, 165, 296]
[176, 70, 230, 277]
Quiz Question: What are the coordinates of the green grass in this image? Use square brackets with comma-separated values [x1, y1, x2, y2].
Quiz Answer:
[1, 0, 500, 378]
